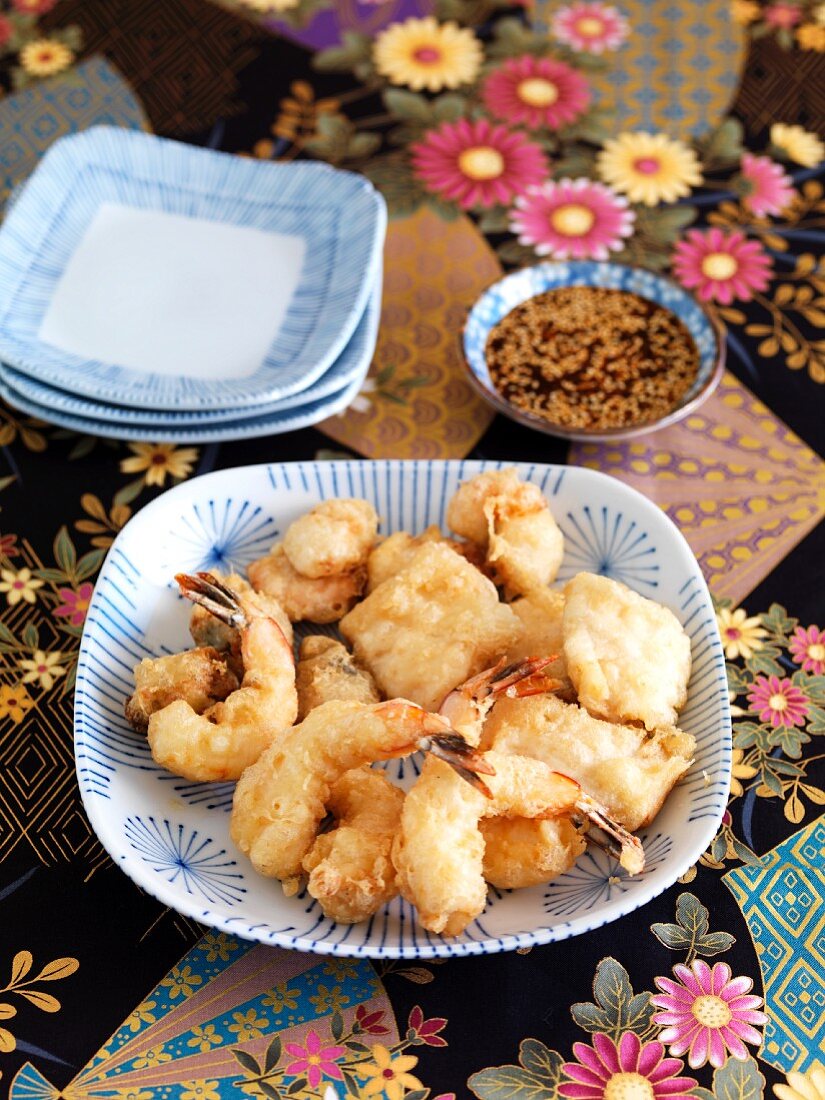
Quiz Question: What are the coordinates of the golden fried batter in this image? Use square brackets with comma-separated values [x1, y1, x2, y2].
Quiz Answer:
[302, 767, 404, 923]
[125, 647, 239, 733]
[504, 586, 570, 689]
[296, 636, 380, 721]
[483, 693, 695, 830]
[447, 469, 564, 597]
[481, 817, 586, 890]
[563, 572, 691, 729]
[340, 542, 520, 711]
[283, 498, 378, 579]
[248, 543, 366, 623]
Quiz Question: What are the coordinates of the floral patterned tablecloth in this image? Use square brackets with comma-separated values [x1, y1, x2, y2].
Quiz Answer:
[0, 1, 823, 1098]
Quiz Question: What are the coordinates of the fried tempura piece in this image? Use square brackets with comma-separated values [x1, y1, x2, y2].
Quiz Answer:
[483, 693, 696, 830]
[148, 574, 296, 782]
[283, 499, 378, 579]
[480, 817, 586, 890]
[125, 647, 239, 733]
[302, 768, 404, 923]
[189, 571, 292, 676]
[447, 469, 564, 597]
[563, 572, 692, 729]
[393, 752, 642, 936]
[340, 542, 520, 711]
[230, 698, 485, 887]
[504, 587, 570, 689]
[367, 527, 485, 593]
[248, 543, 366, 623]
[296, 636, 380, 721]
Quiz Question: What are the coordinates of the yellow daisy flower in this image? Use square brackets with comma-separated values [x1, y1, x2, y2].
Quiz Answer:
[18, 650, 66, 691]
[774, 1066, 825, 1100]
[716, 607, 767, 660]
[730, 748, 758, 798]
[20, 39, 74, 78]
[771, 122, 825, 167]
[0, 684, 35, 724]
[120, 442, 199, 487]
[0, 567, 44, 606]
[179, 1082, 221, 1100]
[373, 16, 483, 93]
[730, 0, 761, 23]
[597, 131, 703, 205]
[359, 1044, 423, 1100]
[796, 23, 825, 48]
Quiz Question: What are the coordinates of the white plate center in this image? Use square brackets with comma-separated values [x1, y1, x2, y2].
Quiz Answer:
[38, 202, 306, 381]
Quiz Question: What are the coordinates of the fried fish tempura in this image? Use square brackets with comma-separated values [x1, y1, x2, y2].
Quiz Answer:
[230, 698, 489, 888]
[125, 647, 239, 734]
[480, 817, 586, 890]
[248, 543, 366, 623]
[393, 752, 642, 936]
[189, 571, 293, 677]
[302, 768, 404, 923]
[283, 499, 378, 579]
[296, 636, 380, 721]
[147, 574, 297, 782]
[505, 587, 570, 689]
[563, 572, 692, 729]
[341, 543, 520, 712]
[483, 693, 696, 831]
[367, 527, 484, 593]
[447, 469, 564, 597]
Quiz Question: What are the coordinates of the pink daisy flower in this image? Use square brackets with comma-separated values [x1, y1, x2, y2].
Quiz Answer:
[53, 582, 94, 626]
[284, 1029, 345, 1089]
[740, 153, 795, 217]
[510, 178, 634, 260]
[482, 55, 591, 131]
[551, 2, 630, 53]
[763, 3, 802, 27]
[0, 15, 13, 47]
[789, 625, 825, 675]
[411, 117, 548, 209]
[559, 1031, 698, 1100]
[671, 228, 773, 305]
[747, 674, 810, 727]
[651, 961, 768, 1069]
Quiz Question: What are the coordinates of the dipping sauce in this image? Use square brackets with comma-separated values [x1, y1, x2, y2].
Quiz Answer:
[486, 286, 701, 431]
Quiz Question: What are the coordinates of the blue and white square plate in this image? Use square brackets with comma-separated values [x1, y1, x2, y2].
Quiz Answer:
[0, 269, 381, 432]
[75, 460, 731, 958]
[0, 127, 386, 411]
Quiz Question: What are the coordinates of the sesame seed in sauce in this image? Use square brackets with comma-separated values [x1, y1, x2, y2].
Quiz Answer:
[485, 287, 701, 430]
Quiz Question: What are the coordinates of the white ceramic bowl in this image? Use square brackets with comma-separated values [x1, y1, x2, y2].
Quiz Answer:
[74, 460, 731, 958]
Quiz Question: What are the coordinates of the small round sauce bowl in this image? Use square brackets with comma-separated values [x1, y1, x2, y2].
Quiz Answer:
[462, 260, 725, 442]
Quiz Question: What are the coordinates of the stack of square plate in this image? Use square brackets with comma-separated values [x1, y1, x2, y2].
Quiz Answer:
[0, 128, 386, 442]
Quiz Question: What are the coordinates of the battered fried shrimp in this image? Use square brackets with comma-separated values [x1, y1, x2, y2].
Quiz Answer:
[125, 647, 238, 734]
[480, 817, 586, 890]
[563, 572, 691, 729]
[483, 693, 695, 830]
[393, 751, 643, 935]
[296, 636, 380, 721]
[248, 544, 366, 624]
[438, 656, 560, 746]
[340, 543, 520, 711]
[189, 571, 292, 677]
[283, 499, 378, 579]
[230, 698, 492, 887]
[504, 587, 570, 688]
[147, 573, 297, 782]
[302, 768, 404, 923]
[446, 469, 564, 597]
[367, 527, 484, 593]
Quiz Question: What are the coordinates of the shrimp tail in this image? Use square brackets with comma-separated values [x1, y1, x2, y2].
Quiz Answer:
[176, 572, 246, 629]
[574, 792, 645, 876]
[420, 732, 496, 798]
